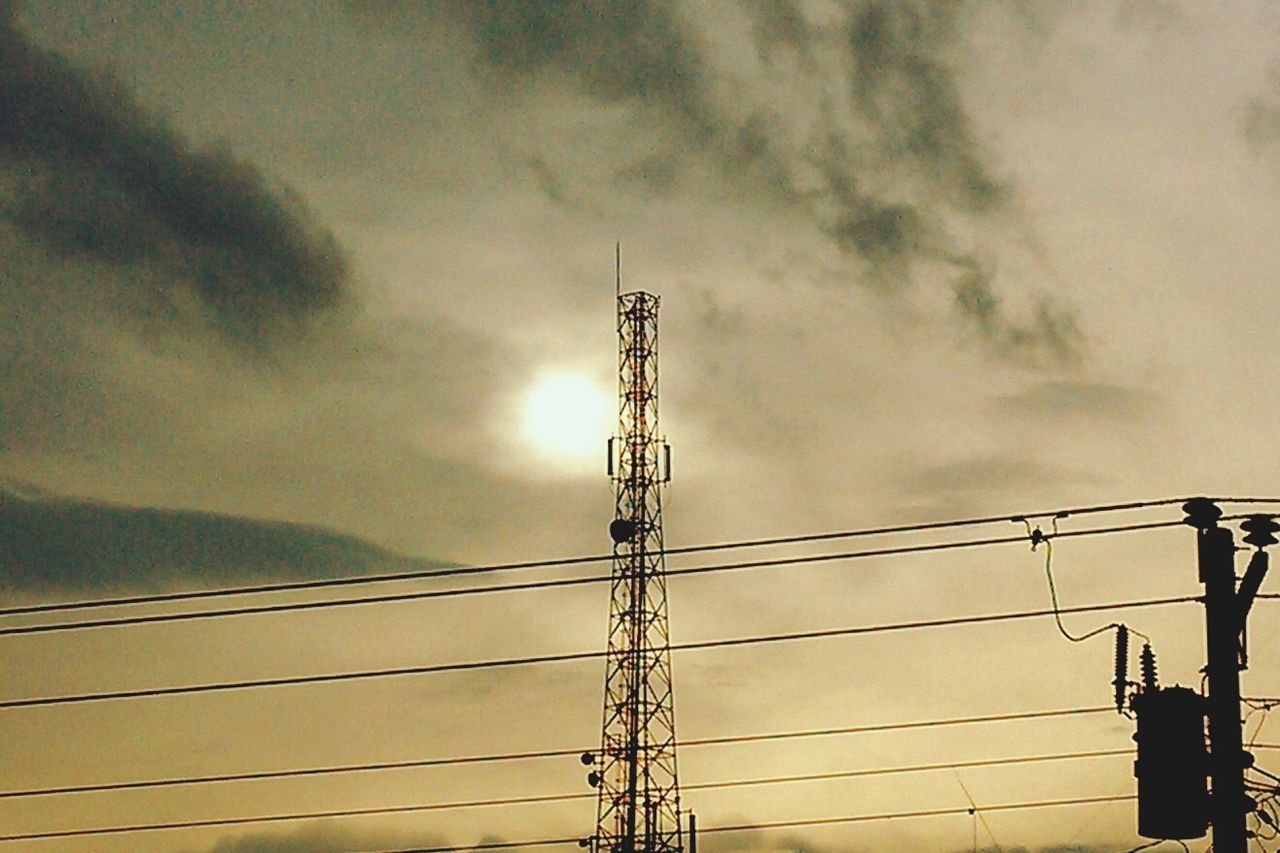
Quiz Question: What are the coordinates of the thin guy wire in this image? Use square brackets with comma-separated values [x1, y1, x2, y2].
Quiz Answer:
[0, 494, 1237, 619]
[954, 771, 1004, 853]
[680, 748, 1130, 794]
[0, 595, 1197, 709]
[687, 794, 1138, 834]
[0, 520, 1187, 638]
[0, 705, 1114, 799]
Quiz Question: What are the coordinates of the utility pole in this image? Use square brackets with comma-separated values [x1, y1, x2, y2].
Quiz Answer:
[586, 253, 682, 853]
[1182, 498, 1277, 852]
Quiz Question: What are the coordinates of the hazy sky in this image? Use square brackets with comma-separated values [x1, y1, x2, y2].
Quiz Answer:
[5, 1, 1280, 850]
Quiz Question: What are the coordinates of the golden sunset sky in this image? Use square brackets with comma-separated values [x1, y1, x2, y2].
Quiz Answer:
[5, 1, 1280, 851]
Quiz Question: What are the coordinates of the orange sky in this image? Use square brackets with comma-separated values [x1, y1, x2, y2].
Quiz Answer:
[5, 1, 1280, 851]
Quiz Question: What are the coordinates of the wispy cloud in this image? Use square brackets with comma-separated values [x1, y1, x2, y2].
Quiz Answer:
[351, 0, 1082, 364]
[1245, 67, 1280, 150]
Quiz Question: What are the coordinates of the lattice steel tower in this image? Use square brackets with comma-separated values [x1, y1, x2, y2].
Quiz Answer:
[588, 254, 682, 853]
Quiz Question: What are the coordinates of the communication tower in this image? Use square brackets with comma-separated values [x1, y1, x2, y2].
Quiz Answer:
[587, 251, 682, 852]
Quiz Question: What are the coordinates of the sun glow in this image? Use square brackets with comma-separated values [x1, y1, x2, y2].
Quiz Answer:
[520, 371, 614, 465]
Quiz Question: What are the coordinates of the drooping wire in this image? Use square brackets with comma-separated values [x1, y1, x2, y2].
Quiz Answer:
[1120, 842, 1165, 853]
[1257, 801, 1280, 843]
[1248, 700, 1277, 752]
[1, 791, 1139, 844]
[1021, 517, 1151, 649]
[3, 494, 1246, 620]
[553, 796, 1141, 851]
[0, 520, 1190, 639]
[1252, 764, 1280, 786]
[0, 705, 1115, 800]
[1119, 841, 1190, 853]
[0, 595, 1199, 710]
[1244, 699, 1280, 841]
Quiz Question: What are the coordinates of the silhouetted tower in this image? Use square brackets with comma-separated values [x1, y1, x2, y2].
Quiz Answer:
[590, 256, 682, 852]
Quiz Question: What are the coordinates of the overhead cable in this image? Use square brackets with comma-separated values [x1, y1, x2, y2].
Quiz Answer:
[0, 713, 1118, 799]
[0, 753, 1131, 835]
[0, 520, 1187, 639]
[7, 494, 1264, 619]
[357, 794, 1139, 853]
[0, 595, 1197, 710]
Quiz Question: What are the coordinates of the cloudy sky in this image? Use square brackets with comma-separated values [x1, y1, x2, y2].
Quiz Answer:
[5, 0, 1280, 850]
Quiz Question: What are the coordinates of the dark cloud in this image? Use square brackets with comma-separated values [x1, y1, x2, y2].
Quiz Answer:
[525, 154, 576, 208]
[846, 0, 1005, 213]
[350, 0, 795, 198]
[808, 127, 930, 284]
[1112, 0, 1183, 30]
[946, 848, 1113, 853]
[953, 261, 1082, 364]
[613, 148, 683, 196]
[693, 833, 1118, 853]
[356, 0, 1078, 365]
[831, 198, 929, 282]
[897, 455, 1102, 514]
[199, 824, 590, 853]
[197, 823, 445, 853]
[1245, 70, 1280, 151]
[0, 483, 443, 593]
[442, 0, 709, 125]
[423, 0, 793, 198]
[1246, 101, 1280, 149]
[0, 209, 547, 563]
[0, 10, 350, 344]
[992, 379, 1157, 424]
[740, 0, 813, 63]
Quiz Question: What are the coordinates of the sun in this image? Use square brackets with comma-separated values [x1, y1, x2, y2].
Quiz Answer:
[520, 371, 614, 465]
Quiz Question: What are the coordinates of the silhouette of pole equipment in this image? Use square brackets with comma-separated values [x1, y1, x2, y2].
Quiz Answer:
[1178, 498, 1278, 852]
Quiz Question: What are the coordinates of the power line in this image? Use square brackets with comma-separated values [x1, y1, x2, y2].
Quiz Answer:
[0, 751, 1133, 842]
[0, 706, 1116, 799]
[0, 520, 1186, 639]
[359, 794, 1139, 853]
[0, 799, 579, 843]
[680, 705, 1113, 747]
[0, 595, 1197, 710]
[697, 793, 1137, 834]
[4, 494, 1258, 620]
[681, 747, 1131, 792]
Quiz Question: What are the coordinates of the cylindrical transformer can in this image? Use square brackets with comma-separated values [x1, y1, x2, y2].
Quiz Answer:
[1132, 685, 1208, 839]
